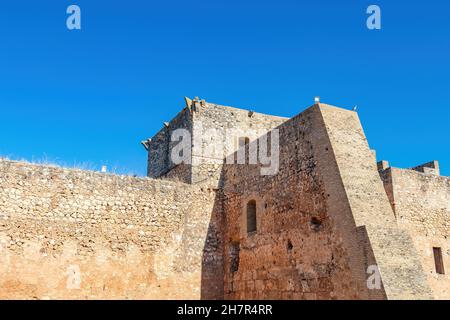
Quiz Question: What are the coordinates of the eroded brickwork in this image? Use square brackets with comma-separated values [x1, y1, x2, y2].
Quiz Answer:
[318, 104, 432, 300]
[220, 104, 436, 300]
[221, 107, 366, 300]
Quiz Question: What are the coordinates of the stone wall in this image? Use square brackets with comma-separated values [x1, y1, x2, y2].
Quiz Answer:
[191, 102, 287, 186]
[146, 107, 192, 183]
[2, 98, 447, 301]
[220, 106, 368, 300]
[220, 103, 435, 300]
[0, 159, 223, 300]
[144, 100, 287, 186]
[318, 104, 432, 300]
[380, 167, 450, 299]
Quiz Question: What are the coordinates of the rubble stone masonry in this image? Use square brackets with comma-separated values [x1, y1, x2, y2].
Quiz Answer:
[0, 159, 223, 299]
[221, 106, 366, 300]
[380, 167, 450, 299]
[0, 98, 448, 300]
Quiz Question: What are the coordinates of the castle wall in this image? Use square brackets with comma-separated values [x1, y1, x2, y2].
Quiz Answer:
[381, 167, 450, 299]
[145, 101, 286, 186]
[0, 159, 223, 299]
[1, 99, 447, 301]
[220, 106, 367, 300]
[220, 103, 436, 300]
[147, 107, 192, 183]
[318, 104, 432, 300]
[191, 103, 286, 185]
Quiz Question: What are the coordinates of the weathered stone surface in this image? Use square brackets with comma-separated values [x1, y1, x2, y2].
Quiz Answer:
[145, 101, 286, 186]
[0, 98, 448, 300]
[0, 160, 223, 299]
[380, 166, 450, 299]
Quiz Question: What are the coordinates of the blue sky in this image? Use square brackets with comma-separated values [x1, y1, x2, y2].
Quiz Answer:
[0, 0, 449, 176]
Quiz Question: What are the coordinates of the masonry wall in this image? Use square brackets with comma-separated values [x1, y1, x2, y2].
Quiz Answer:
[147, 107, 192, 183]
[145, 101, 286, 187]
[220, 106, 369, 300]
[380, 167, 450, 299]
[318, 104, 432, 300]
[2, 99, 446, 301]
[191, 103, 287, 186]
[220, 103, 436, 300]
[0, 159, 223, 300]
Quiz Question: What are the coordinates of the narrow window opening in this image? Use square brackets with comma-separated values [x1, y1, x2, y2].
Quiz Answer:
[433, 247, 445, 274]
[247, 200, 257, 234]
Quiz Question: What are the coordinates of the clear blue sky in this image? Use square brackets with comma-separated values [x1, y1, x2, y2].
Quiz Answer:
[0, 1, 449, 176]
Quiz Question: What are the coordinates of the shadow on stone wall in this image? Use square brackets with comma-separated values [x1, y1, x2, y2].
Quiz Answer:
[356, 226, 387, 300]
[200, 173, 226, 300]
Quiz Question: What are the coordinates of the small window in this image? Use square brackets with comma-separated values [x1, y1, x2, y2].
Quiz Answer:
[247, 200, 257, 234]
[433, 247, 445, 274]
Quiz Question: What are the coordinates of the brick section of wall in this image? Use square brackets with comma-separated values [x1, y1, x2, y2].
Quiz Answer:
[221, 106, 365, 300]
[0, 159, 223, 300]
[318, 104, 433, 300]
[381, 167, 450, 299]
